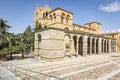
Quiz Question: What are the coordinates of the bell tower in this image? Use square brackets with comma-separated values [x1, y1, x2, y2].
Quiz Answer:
[34, 5, 51, 28]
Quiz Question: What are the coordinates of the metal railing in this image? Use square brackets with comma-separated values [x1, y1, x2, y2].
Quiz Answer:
[0, 62, 66, 80]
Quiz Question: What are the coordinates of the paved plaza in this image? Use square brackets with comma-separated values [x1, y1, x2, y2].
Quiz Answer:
[1, 53, 120, 80]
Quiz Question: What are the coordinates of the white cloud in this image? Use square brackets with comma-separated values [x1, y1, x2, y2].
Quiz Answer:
[111, 29, 120, 32]
[116, 29, 120, 31]
[99, 1, 120, 12]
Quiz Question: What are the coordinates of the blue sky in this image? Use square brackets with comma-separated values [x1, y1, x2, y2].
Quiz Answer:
[0, 0, 120, 34]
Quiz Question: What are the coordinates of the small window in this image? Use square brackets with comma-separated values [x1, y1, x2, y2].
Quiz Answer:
[36, 12, 38, 14]
[64, 27, 69, 31]
[46, 12, 48, 16]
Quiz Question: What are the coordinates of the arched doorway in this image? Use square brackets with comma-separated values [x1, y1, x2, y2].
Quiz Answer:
[64, 34, 71, 55]
[92, 38, 95, 53]
[101, 39, 103, 53]
[87, 37, 90, 54]
[111, 40, 113, 52]
[78, 36, 83, 56]
[104, 40, 106, 53]
[107, 40, 109, 53]
[96, 39, 98, 54]
[73, 36, 77, 54]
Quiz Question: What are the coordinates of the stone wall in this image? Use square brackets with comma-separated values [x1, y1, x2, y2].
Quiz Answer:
[34, 28, 65, 61]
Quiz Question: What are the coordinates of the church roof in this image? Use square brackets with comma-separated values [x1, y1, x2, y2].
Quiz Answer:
[73, 23, 96, 31]
[84, 22, 101, 25]
[102, 32, 120, 35]
[49, 8, 73, 15]
[36, 27, 114, 39]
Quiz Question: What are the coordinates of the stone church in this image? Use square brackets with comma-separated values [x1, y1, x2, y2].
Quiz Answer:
[34, 5, 117, 61]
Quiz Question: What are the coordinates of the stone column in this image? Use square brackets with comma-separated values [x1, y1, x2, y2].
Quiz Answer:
[94, 38, 96, 54]
[70, 36, 75, 56]
[109, 39, 111, 53]
[83, 35, 88, 56]
[63, 17, 66, 24]
[90, 37, 93, 54]
[76, 39, 79, 56]
[98, 38, 102, 54]
[70, 39, 72, 56]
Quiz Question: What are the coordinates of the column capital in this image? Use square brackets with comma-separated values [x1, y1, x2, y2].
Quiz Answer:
[98, 38, 102, 42]
[83, 35, 88, 39]
[94, 37, 97, 40]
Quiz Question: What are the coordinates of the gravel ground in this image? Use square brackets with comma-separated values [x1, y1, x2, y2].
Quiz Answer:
[65, 64, 119, 80]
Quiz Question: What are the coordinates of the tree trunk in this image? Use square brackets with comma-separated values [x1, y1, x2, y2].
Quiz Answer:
[10, 53, 13, 60]
[22, 50, 24, 58]
[1, 54, 7, 61]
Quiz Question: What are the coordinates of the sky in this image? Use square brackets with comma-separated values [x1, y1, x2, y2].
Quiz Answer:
[0, 0, 120, 34]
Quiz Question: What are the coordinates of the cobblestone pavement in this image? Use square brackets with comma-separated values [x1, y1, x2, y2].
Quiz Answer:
[1, 53, 120, 80]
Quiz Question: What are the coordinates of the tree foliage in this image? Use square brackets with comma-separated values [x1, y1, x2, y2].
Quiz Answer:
[34, 22, 42, 32]
[0, 18, 34, 60]
[23, 25, 34, 50]
[0, 19, 11, 54]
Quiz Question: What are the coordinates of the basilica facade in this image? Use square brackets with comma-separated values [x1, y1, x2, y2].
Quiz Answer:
[34, 5, 116, 61]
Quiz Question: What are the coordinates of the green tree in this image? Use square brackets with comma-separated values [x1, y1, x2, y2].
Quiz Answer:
[34, 22, 42, 32]
[0, 19, 12, 60]
[23, 25, 34, 50]
[0, 19, 11, 44]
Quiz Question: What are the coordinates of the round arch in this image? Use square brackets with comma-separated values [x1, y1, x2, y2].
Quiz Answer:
[104, 40, 106, 53]
[92, 38, 95, 53]
[64, 34, 71, 54]
[101, 39, 103, 53]
[96, 39, 98, 54]
[87, 37, 90, 54]
[73, 35, 77, 53]
[64, 27, 69, 31]
[78, 36, 83, 56]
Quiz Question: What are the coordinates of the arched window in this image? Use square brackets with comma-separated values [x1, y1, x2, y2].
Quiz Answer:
[66, 15, 70, 24]
[49, 15, 52, 20]
[36, 12, 38, 15]
[61, 13, 65, 23]
[46, 12, 48, 16]
[64, 27, 69, 31]
[53, 13, 56, 21]
[64, 34, 71, 55]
